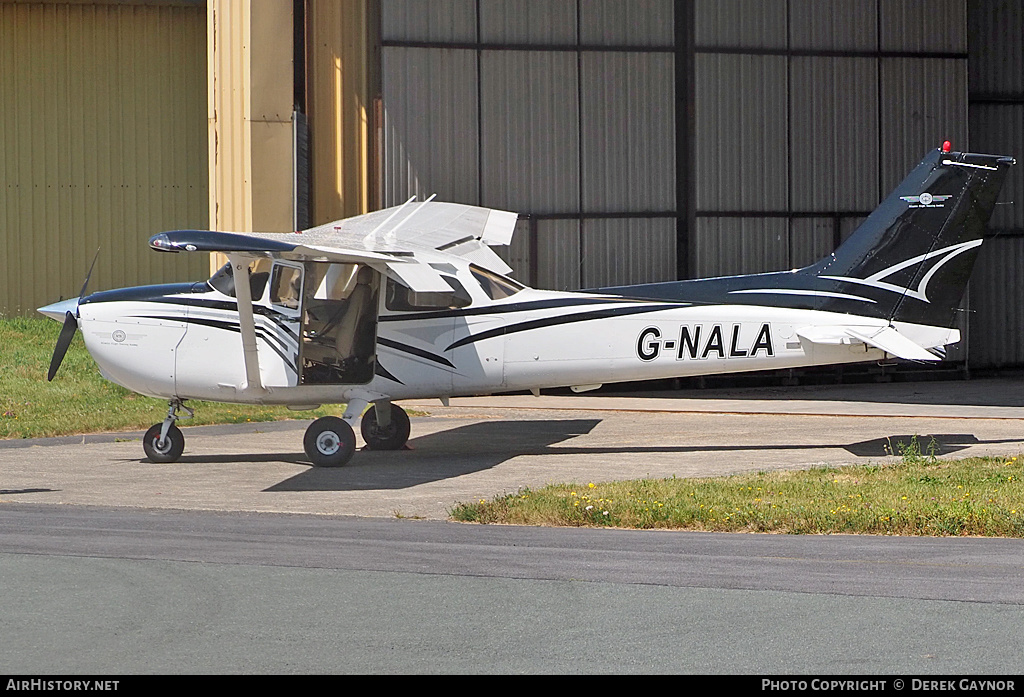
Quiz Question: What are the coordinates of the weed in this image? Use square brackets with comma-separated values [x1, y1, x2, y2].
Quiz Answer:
[887, 435, 939, 465]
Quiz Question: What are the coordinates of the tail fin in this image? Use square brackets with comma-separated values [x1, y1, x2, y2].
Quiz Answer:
[807, 146, 1015, 328]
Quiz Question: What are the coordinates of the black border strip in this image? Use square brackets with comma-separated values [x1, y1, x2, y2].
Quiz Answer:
[445, 303, 680, 350]
[374, 361, 404, 385]
[377, 337, 455, 369]
[379, 295, 685, 323]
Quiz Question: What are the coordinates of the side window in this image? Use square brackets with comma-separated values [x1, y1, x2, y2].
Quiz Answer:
[385, 276, 471, 311]
[270, 265, 302, 309]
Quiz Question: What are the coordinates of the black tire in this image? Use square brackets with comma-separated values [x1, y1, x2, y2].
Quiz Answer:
[360, 403, 411, 450]
[143, 423, 185, 463]
[304, 416, 356, 467]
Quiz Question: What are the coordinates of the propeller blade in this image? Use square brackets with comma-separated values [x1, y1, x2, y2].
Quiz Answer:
[79, 248, 101, 302]
[47, 311, 79, 382]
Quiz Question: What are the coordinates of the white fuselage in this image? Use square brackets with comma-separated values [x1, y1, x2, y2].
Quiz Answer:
[74, 257, 957, 406]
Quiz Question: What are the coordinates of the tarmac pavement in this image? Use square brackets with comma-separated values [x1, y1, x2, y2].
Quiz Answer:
[1, 376, 1022, 519]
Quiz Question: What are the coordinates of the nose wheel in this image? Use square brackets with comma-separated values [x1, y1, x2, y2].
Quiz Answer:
[304, 416, 357, 467]
[142, 399, 192, 463]
[143, 423, 185, 463]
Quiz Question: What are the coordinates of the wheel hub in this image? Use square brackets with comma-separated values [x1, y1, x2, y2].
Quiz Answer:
[316, 431, 341, 455]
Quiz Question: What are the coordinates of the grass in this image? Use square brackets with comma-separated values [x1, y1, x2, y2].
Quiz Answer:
[451, 449, 1024, 536]
[0, 317, 352, 439]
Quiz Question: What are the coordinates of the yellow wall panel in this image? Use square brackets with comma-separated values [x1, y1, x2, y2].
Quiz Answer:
[0, 1, 209, 316]
[207, 0, 293, 273]
[307, 0, 375, 225]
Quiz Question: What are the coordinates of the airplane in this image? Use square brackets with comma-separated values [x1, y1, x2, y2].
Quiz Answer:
[39, 142, 1014, 467]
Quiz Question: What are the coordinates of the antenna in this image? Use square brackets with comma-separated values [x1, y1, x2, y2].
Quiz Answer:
[383, 193, 436, 244]
[362, 196, 416, 246]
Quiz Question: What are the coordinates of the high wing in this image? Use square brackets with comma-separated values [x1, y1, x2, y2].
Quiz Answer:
[150, 200, 519, 293]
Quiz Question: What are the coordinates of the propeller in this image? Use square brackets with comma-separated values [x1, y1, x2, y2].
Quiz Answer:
[46, 249, 100, 382]
[47, 311, 79, 381]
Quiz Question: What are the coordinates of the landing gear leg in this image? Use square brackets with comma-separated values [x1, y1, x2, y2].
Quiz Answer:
[361, 402, 411, 450]
[143, 399, 193, 463]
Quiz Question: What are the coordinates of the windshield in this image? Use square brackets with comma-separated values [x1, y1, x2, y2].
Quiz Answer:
[208, 261, 271, 300]
[470, 265, 523, 300]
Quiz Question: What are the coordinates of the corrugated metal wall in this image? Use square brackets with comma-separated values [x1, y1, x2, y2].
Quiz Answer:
[0, 1, 208, 316]
[380, 0, 677, 290]
[693, 0, 979, 365]
[966, 0, 1024, 367]
[694, 0, 969, 279]
[377, 0, 1023, 370]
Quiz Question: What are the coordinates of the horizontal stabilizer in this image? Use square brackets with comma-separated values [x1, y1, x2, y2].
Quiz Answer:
[796, 325, 940, 361]
[845, 327, 940, 361]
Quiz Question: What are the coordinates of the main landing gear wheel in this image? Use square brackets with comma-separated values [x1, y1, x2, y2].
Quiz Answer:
[143, 423, 185, 463]
[360, 404, 411, 451]
[304, 416, 357, 467]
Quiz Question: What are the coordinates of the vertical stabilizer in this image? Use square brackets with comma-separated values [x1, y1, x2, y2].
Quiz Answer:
[808, 147, 1014, 327]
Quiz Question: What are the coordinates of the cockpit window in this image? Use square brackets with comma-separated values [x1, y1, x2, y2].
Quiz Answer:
[470, 265, 523, 300]
[208, 262, 270, 301]
[385, 276, 471, 311]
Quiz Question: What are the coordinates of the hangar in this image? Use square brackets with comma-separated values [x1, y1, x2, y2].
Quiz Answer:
[2, 0, 1021, 374]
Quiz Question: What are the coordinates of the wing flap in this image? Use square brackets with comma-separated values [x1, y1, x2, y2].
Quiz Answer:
[383, 260, 453, 293]
[439, 239, 514, 275]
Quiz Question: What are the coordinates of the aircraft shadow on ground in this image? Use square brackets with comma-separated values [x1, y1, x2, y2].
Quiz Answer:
[265, 419, 603, 491]
[255, 422, 1019, 492]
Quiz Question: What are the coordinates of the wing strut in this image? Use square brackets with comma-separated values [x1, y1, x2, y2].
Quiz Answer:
[227, 254, 264, 391]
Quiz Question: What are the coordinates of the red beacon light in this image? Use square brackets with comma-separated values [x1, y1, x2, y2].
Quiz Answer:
[942, 140, 952, 153]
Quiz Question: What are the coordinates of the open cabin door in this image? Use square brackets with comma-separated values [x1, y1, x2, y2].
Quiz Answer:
[300, 262, 379, 385]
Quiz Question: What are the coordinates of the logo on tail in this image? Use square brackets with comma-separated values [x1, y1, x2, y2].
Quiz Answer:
[819, 239, 983, 304]
[899, 192, 952, 208]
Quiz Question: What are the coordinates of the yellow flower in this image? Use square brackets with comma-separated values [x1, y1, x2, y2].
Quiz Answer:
[588, 483, 595, 489]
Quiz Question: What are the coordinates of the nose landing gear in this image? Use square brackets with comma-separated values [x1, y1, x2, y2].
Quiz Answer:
[143, 399, 193, 463]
